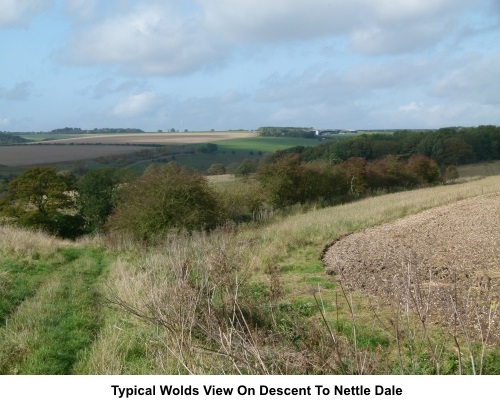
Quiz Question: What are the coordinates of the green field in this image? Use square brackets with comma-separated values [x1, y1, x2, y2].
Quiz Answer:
[124, 136, 325, 172]
[214, 136, 322, 152]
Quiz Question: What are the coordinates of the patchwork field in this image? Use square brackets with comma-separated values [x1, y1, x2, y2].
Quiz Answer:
[0, 131, 258, 168]
[0, 145, 151, 166]
[37, 131, 256, 145]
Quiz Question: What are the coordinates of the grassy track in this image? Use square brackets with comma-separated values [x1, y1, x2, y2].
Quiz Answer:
[0, 245, 108, 374]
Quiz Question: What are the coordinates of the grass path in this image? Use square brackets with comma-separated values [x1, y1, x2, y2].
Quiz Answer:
[0, 247, 108, 374]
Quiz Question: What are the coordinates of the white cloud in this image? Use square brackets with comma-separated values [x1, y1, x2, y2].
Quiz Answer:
[63, 0, 478, 75]
[399, 102, 423, 112]
[0, 116, 11, 126]
[0, 0, 52, 27]
[432, 53, 500, 105]
[64, 0, 98, 21]
[66, 3, 225, 75]
[255, 56, 442, 109]
[112, 91, 163, 117]
[201, 0, 472, 53]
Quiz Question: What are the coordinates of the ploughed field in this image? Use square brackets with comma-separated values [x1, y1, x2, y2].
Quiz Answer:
[323, 193, 500, 343]
[0, 144, 151, 166]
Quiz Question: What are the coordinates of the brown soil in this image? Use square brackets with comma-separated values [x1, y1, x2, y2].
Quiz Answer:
[323, 192, 500, 342]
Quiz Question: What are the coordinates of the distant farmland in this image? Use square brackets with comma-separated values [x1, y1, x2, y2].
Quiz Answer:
[37, 131, 256, 145]
[0, 131, 257, 167]
[0, 144, 151, 166]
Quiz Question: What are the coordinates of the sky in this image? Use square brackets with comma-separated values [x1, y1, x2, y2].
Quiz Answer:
[1, 0, 500, 132]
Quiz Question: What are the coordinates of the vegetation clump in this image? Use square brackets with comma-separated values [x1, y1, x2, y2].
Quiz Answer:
[0, 167, 83, 238]
[106, 163, 223, 240]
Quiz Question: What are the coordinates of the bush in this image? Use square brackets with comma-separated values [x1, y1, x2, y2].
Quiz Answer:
[107, 163, 223, 240]
[215, 180, 266, 222]
[257, 156, 349, 207]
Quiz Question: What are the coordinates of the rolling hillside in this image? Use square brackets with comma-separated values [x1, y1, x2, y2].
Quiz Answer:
[1, 175, 500, 374]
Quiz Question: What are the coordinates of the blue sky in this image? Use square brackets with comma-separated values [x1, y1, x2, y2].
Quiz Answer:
[1, 0, 499, 132]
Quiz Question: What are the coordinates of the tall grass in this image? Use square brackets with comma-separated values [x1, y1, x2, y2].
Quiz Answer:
[86, 175, 500, 374]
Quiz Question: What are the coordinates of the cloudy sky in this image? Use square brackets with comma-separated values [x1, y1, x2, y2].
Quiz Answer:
[1, 0, 499, 132]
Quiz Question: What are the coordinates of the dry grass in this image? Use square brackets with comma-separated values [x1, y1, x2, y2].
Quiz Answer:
[0, 225, 73, 257]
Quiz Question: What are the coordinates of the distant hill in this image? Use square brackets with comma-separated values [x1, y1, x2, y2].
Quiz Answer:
[0, 133, 29, 145]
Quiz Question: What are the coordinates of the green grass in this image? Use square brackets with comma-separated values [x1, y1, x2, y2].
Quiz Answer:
[0, 256, 67, 325]
[214, 136, 322, 153]
[0, 246, 109, 374]
[138, 137, 325, 172]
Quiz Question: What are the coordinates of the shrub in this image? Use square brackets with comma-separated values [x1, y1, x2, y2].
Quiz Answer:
[106, 163, 223, 240]
[257, 156, 349, 207]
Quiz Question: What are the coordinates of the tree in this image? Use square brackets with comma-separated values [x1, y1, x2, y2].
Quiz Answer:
[1, 167, 83, 237]
[107, 163, 223, 240]
[234, 159, 257, 178]
[406, 155, 441, 184]
[78, 168, 120, 233]
[257, 156, 303, 207]
[207, 163, 226, 175]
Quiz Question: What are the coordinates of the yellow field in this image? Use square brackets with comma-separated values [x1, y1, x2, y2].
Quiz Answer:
[37, 131, 257, 145]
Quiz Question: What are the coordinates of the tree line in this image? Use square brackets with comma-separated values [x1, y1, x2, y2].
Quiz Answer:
[258, 126, 316, 138]
[0, 153, 442, 240]
[49, 127, 145, 134]
[269, 126, 500, 167]
[0, 133, 29, 145]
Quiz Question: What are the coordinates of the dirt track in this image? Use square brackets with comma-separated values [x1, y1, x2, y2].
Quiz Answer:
[323, 192, 500, 341]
